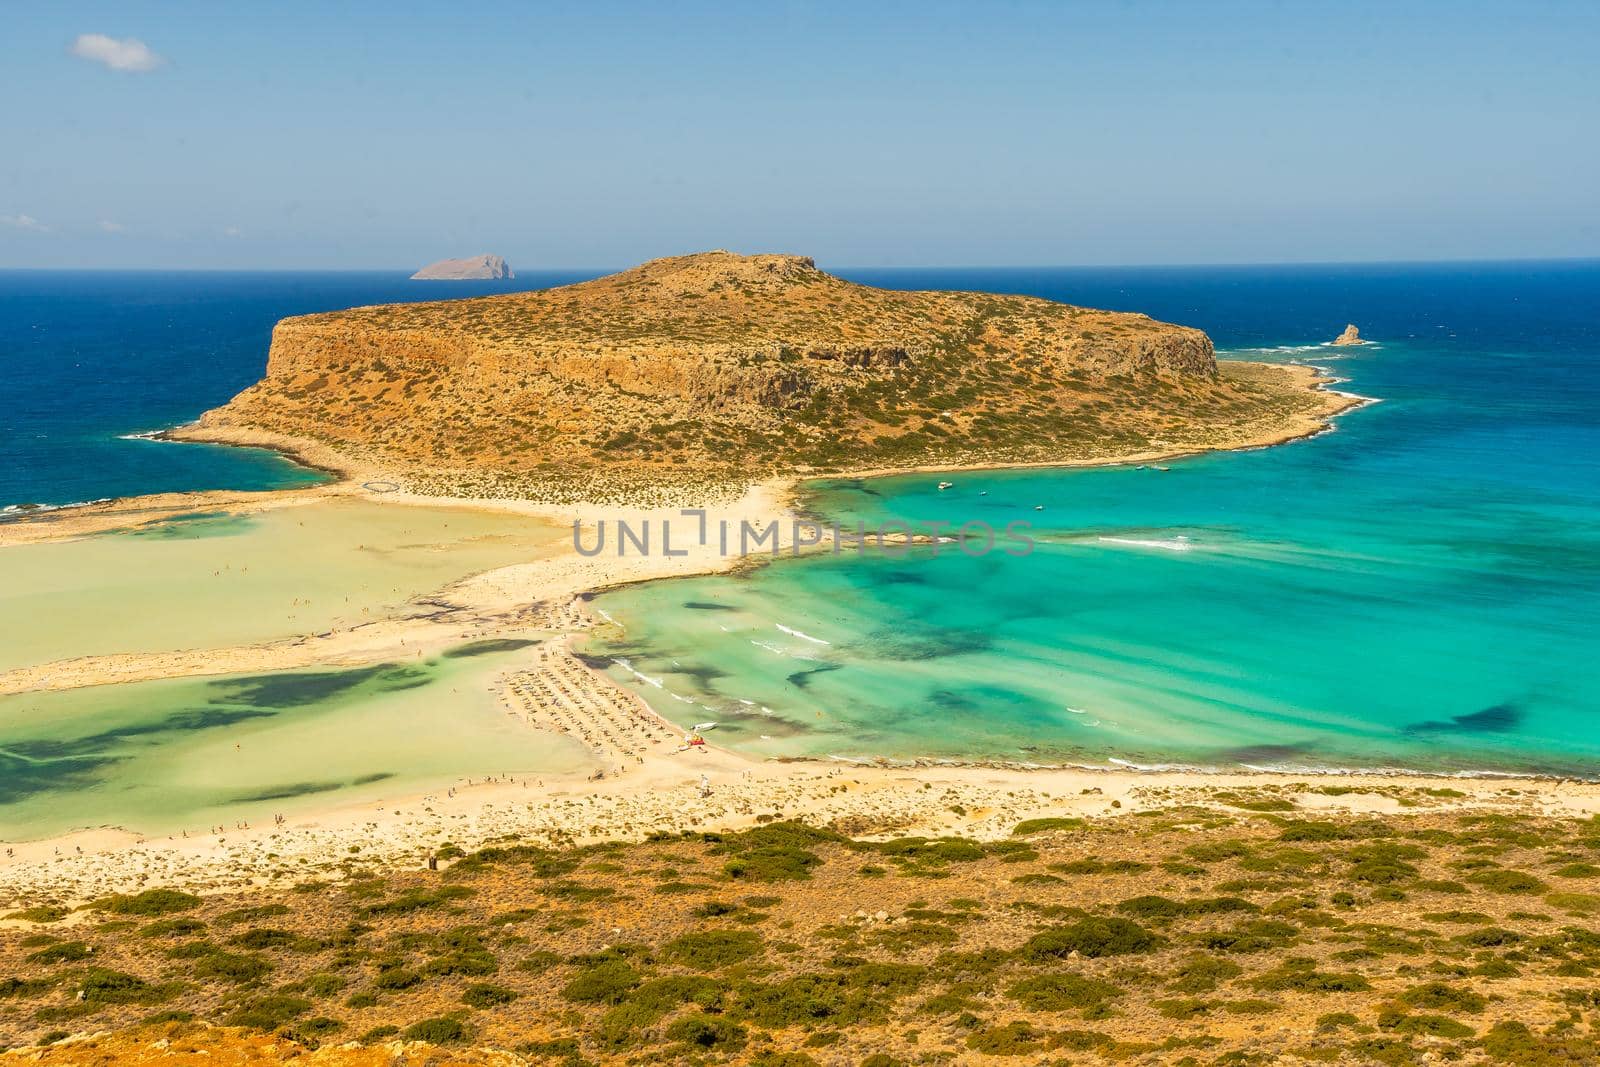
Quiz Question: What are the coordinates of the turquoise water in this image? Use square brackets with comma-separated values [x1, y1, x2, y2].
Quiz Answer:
[590, 262, 1600, 776]
[0, 644, 588, 840]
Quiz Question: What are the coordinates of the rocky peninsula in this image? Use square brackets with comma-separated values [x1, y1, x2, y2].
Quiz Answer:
[179, 251, 1352, 502]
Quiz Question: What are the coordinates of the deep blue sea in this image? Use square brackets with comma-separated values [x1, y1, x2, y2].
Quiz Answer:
[5, 262, 1598, 775]
[0, 270, 590, 510]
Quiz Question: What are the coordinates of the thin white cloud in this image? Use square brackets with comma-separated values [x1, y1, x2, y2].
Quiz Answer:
[71, 33, 165, 73]
[98, 220, 127, 233]
[221, 226, 244, 238]
[1, 214, 50, 232]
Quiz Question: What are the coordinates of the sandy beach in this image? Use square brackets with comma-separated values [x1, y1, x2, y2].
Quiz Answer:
[0, 359, 1390, 906]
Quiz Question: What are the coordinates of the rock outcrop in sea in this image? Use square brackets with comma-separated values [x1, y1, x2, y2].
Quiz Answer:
[410, 254, 513, 280]
[1332, 323, 1368, 346]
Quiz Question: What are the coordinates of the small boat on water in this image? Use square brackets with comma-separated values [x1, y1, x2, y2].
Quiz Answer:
[937, 481, 954, 490]
[692, 721, 718, 732]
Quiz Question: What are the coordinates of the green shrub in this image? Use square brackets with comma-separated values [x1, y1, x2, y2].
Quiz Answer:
[1277, 821, 1357, 842]
[666, 1013, 748, 1050]
[966, 1021, 1050, 1055]
[226, 994, 312, 1030]
[1115, 895, 1257, 919]
[373, 965, 422, 990]
[1167, 953, 1244, 994]
[1468, 869, 1548, 895]
[1050, 857, 1152, 876]
[693, 900, 741, 917]
[1546, 891, 1600, 915]
[75, 967, 172, 1005]
[26, 941, 92, 964]
[1020, 917, 1162, 960]
[88, 889, 201, 916]
[1399, 981, 1486, 1013]
[738, 972, 889, 1028]
[1246, 960, 1371, 993]
[295, 1017, 343, 1038]
[192, 951, 273, 984]
[0, 976, 55, 998]
[229, 928, 297, 950]
[663, 929, 765, 969]
[867, 837, 986, 863]
[462, 982, 518, 1008]
[1454, 926, 1522, 947]
[1377, 1008, 1474, 1039]
[423, 950, 498, 977]
[1011, 817, 1083, 836]
[1480, 1020, 1593, 1063]
[140, 918, 207, 938]
[358, 885, 475, 917]
[561, 960, 640, 1004]
[1007, 973, 1121, 1011]
[401, 1017, 468, 1044]
[1553, 862, 1600, 878]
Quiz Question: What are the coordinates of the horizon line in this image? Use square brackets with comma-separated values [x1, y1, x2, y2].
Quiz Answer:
[2, 254, 1598, 275]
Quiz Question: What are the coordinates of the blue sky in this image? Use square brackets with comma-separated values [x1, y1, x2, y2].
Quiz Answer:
[2, 1, 1596, 269]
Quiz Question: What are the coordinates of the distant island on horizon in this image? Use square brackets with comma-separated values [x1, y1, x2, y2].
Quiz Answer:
[410, 254, 514, 281]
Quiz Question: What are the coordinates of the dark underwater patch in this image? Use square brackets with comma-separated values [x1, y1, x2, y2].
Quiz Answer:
[670, 662, 731, 686]
[442, 638, 538, 658]
[228, 770, 389, 803]
[209, 666, 394, 707]
[786, 664, 842, 689]
[864, 627, 995, 661]
[101, 510, 252, 541]
[1407, 702, 1521, 734]
[4, 706, 278, 764]
[873, 568, 930, 587]
[373, 668, 433, 692]
[926, 689, 983, 714]
[683, 601, 736, 611]
[0, 750, 121, 804]
[230, 779, 348, 803]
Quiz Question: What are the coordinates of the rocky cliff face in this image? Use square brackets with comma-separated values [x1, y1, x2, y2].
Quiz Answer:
[410, 254, 513, 280]
[196, 251, 1321, 490]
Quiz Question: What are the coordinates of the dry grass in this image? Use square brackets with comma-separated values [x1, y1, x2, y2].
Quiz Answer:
[6, 800, 1600, 1064]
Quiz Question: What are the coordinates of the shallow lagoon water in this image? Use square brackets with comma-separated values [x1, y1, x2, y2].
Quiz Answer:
[0, 497, 561, 672]
[0, 643, 587, 840]
[588, 263, 1600, 776]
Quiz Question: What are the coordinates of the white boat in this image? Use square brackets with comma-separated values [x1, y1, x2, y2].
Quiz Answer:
[937, 481, 953, 490]
[692, 721, 718, 732]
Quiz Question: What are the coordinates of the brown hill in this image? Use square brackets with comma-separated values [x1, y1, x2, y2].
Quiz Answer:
[189, 251, 1348, 499]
